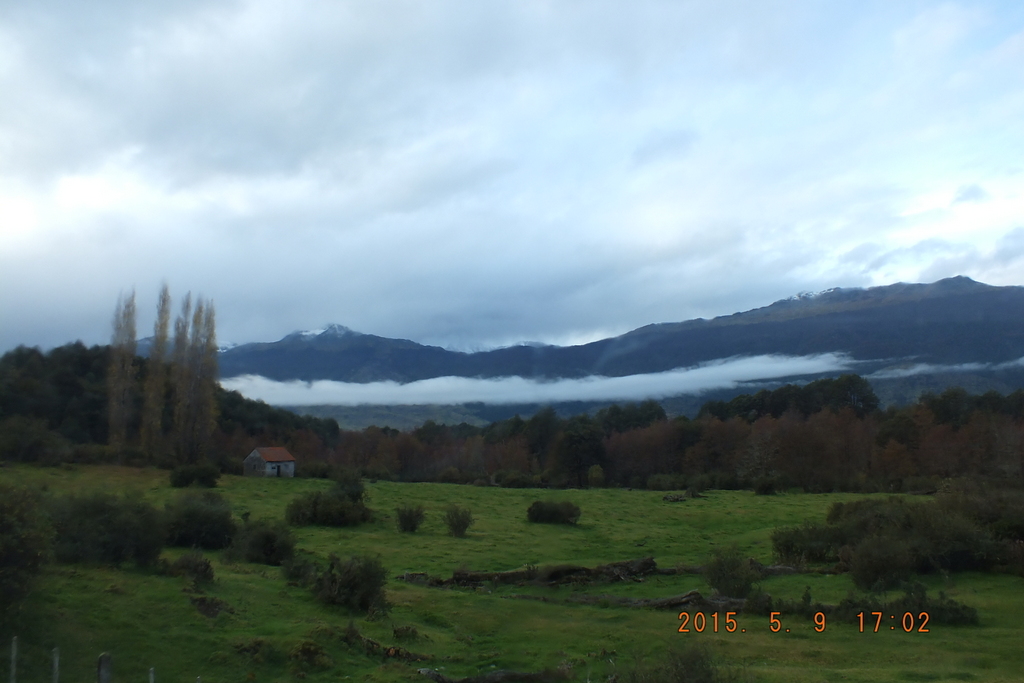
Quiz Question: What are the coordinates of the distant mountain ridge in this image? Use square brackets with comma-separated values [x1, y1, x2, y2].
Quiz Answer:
[218, 276, 1024, 383]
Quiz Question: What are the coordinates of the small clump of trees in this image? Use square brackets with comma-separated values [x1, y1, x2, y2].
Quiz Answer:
[771, 492, 1024, 590]
[286, 469, 372, 527]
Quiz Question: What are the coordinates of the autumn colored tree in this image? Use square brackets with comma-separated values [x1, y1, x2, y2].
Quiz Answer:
[107, 290, 137, 455]
[171, 294, 219, 464]
[140, 284, 171, 459]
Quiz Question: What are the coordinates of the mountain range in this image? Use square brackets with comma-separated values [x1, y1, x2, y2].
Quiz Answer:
[219, 276, 1024, 383]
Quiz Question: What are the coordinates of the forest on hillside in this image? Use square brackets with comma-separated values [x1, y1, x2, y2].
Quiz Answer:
[2, 341, 1024, 494]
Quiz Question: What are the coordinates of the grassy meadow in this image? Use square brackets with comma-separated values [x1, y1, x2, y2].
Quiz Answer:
[2, 464, 1022, 682]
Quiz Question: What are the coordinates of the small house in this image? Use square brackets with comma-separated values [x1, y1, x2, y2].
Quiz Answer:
[243, 447, 296, 477]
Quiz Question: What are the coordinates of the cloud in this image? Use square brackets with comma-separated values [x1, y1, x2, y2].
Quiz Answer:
[220, 352, 854, 406]
[954, 184, 989, 203]
[867, 356, 1024, 379]
[2, 2, 1024, 353]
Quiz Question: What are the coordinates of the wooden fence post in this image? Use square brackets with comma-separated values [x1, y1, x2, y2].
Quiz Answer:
[149, 667, 154, 683]
[8, 637, 15, 683]
[97, 653, 111, 683]
[52, 648, 59, 683]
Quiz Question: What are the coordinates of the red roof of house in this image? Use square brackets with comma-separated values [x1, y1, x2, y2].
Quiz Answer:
[254, 447, 295, 462]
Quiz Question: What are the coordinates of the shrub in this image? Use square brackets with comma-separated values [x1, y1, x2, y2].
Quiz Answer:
[0, 416, 71, 464]
[396, 505, 425, 533]
[833, 583, 979, 626]
[170, 463, 221, 488]
[49, 492, 164, 567]
[312, 554, 388, 615]
[771, 522, 845, 564]
[704, 546, 760, 598]
[393, 625, 418, 641]
[0, 484, 50, 614]
[226, 518, 295, 565]
[281, 551, 319, 585]
[849, 535, 913, 591]
[494, 471, 534, 488]
[776, 497, 998, 576]
[753, 478, 777, 495]
[288, 640, 332, 670]
[438, 466, 464, 484]
[300, 461, 333, 479]
[332, 467, 367, 504]
[165, 491, 236, 550]
[527, 500, 581, 525]
[170, 550, 215, 585]
[622, 642, 735, 683]
[587, 464, 606, 487]
[286, 489, 371, 527]
[443, 505, 474, 537]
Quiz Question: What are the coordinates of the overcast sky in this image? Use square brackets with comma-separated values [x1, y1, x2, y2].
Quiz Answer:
[3, 0, 1024, 354]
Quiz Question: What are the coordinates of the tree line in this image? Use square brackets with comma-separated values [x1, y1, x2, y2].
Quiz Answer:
[3, 321, 1024, 492]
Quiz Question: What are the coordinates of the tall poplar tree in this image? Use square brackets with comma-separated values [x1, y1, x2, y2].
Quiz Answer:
[140, 284, 171, 458]
[107, 290, 137, 454]
[171, 294, 218, 464]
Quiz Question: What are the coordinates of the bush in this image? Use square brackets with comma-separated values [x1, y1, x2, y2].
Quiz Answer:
[226, 518, 294, 566]
[165, 491, 237, 550]
[286, 489, 371, 527]
[849, 535, 913, 591]
[704, 546, 760, 599]
[0, 416, 71, 465]
[170, 462, 221, 488]
[170, 550, 215, 585]
[396, 505, 425, 533]
[526, 500, 581, 525]
[774, 497, 998, 582]
[443, 505, 474, 537]
[49, 492, 164, 567]
[833, 583, 979, 626]
[753, 478, 777, 495]
[0, 485, 50, 614]
[587, 464, 606, 487]
[299, 461, 334, 479]
[281, 550, 319, 585]
[332, 467, 367, 504]
[288, 640, 332, 670]
[393, 625, 418, 641]
[494, 471, 534, 488]
[622, 642, 735, 683]
[771, 522, 845, 564]
[312, 554, 388, 615]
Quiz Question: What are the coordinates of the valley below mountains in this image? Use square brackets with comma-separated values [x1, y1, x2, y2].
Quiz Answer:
[216, 276, 1024, 428]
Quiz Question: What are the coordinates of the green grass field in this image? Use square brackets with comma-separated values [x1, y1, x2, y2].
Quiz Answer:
[3, 465, 1022, 682]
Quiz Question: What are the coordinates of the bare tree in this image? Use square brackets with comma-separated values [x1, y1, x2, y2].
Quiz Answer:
[140, 284, 171, 459]
[107, 290, 137, 455]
